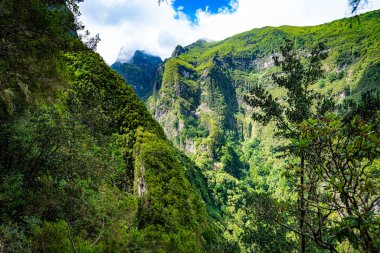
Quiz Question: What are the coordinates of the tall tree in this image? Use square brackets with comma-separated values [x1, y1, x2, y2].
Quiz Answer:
[296, 109, 380, 252]
[244, 39, 329, 253]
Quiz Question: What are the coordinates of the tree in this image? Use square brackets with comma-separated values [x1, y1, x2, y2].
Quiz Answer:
[0, 0, 85, 119]
[296, 111, 380, 252]
[80, 30, 101, 51]
[244, 39, 329, 252]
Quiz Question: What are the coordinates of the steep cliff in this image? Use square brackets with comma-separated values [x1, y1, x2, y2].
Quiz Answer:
[147, 10, 380, 175]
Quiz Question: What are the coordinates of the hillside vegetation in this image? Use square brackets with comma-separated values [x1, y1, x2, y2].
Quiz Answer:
[0, 1, 379, 252]
[149, 10, 380, 160]
[144, 10, 380, 252]
[0, 1, 222, 252]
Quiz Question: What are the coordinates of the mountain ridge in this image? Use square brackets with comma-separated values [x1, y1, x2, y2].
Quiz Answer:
[144, 9, 380, 163]
[1, 2, 379, 252]
[111, 50, 163, 100]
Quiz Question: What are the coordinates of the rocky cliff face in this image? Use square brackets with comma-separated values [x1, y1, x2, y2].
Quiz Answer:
[117, 11, 380, 176]
[111, 50, 162, 100]
[145, 10, 380, 175]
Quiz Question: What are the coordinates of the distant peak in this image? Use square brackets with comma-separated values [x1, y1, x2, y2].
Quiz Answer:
[116, 48, 135, 63]
[172, 45, 186, 58]
[116, 49, 162, 64]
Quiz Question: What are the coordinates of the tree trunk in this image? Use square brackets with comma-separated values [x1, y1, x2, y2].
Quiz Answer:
[300, 151, 306, 253]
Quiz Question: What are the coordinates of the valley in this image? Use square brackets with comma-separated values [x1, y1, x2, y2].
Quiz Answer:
[0, 1, 379, 252]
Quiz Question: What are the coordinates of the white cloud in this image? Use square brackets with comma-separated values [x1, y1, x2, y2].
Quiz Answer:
[78, 0, 380, 64]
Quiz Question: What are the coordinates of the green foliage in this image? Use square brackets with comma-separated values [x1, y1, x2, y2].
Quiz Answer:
[131, 128, 221, 251]
[295, 113, 380, 252]
[2, 1, 380, 252]
[220, 131, 247, 178]
[182, 117, 208, 139]
[353, 62, 380, 95]
[63, 51, 164, 135]
[145, 10, 380, 252]
[204, 63, 238, 130]
[326, 71, 344, 83]
[244, 39, 339, 252]
[340, 90, 380, 122]
[150, 9, 380, 175]
[0, 102, 138, 251]
[0, 2, 220, 252]
[245, 39, 328, 127]
[0, 223, 31, 253]
[32, 221, 73, 253]
[0, 0, 84, 119]
[242, 192, 296, 252]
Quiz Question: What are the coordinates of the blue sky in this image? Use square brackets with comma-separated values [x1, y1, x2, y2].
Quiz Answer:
[79, 0, 380, 64]
[173, 0, 237, 22]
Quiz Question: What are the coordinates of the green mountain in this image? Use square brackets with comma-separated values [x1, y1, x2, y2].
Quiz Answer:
[138, 10, 379, 251]
[147, 10, 380, 173]
[0, 1, 221, 252]
[111, 50, 162, 100]
[1, 1, 379, 252]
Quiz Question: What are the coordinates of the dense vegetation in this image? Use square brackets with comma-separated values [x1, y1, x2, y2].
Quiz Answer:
[145, 9, 380, 252]
[0, 1, 379, 252]
[0, 1, 222, 252]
